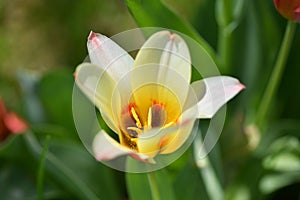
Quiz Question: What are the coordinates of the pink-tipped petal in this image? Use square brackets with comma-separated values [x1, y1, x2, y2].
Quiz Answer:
[88, 31, 98, 43]
[87, 31, 134, 82]
[192, 76, 245, 119]
[93, 130, 150, 162]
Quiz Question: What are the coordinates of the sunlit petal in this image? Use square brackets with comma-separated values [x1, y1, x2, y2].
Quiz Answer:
[192, 76, 245, 118]
[133, 31, 191, 97]
[74, 63, 119, 132]
[87, 31, 134, 82]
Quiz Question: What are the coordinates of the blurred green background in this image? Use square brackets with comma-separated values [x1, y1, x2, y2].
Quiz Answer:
[0, 0, 299, 199]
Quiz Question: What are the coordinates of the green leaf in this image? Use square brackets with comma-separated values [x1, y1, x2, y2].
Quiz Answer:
[38, 69, 75, 133]
[0, 162, 63, 200]
[173, 156, 210, 200]
[224, 157, 264, 200]
[259, 172, 300, 194]
[0, 134, 36, 166]
[193, 133, 224, 200]
[37, 135, 51, 199]
[216, 0, 247, 28]
[263, 136, 300, 172]
[235, 0, 281, 118]
[225, 120, 300, 200]
[215, 0, 247, 72]
[17, 69, 46, 124]
[126, 157, 175, 200]
[125, 0, 216, 61]
[24, 132, 122, 200]
[256, 120, 300, 156]
[126, 172, 152, 200]
[0, 134, 66, 199]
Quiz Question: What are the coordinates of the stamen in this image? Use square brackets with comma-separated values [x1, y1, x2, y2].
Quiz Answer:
[120, 130, 138, 150]
[128, 130, 138, 138]
[130, 107, 142, 128]
[163, 121, 175, 128]
[148, 104, 167, 128]
[127, 127, 143, 135]
[119, 83, 183, 153]
[147, 107, 153, 128]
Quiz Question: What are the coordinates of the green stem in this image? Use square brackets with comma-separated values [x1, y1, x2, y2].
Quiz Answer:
[147, 172, 160, 200]
[256, 21, 296, 127]
[218, 27, 233, 73]
[37, 135, 51, 200]
[193, 134, 224, 200]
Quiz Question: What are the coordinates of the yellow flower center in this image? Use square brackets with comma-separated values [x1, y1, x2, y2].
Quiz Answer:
[119, 83, 181, 151]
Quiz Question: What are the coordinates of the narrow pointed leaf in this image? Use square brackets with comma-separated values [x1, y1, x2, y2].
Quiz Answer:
[24, 132, 122, 200]
[125, 0, 216, 61]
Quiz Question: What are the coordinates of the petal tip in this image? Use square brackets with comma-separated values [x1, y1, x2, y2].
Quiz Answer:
[94, 154, 109, 161]
[88, 31, 102, 47]
[238, 83, 246, 90]
[73, 71, 77, 78]
[88, 31, 97, 41]
[164, 31, 178, 41]
[169, 32, 176, 40]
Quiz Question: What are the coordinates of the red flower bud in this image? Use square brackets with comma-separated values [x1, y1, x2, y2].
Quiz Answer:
[274, 0, 300, 22]
[0, 98, 28, 141]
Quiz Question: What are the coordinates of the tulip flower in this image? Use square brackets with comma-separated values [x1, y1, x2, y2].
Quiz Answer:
[0, 98, 28, 141]
[74, 31, 245, 163]
[273, 0, 300, 22]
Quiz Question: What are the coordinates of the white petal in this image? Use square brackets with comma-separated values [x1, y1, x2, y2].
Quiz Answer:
[192, 76, 245, 119]
[93, 130, 150, 162]
[133, 31, 191, 103]
[158, 32, 191, 83]
[74, 63, 119, 133]
[87, 31, 134, 82]
[134, 31, 191, 82]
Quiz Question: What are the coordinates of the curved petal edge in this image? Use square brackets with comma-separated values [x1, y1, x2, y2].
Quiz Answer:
[92, 130, 152, 163]
[192, 76, 245, 119]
